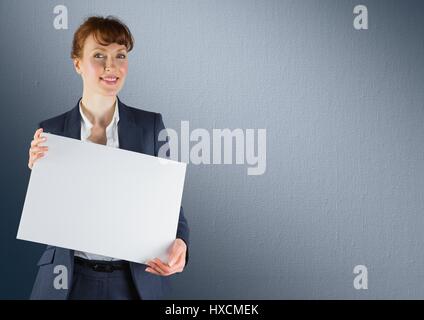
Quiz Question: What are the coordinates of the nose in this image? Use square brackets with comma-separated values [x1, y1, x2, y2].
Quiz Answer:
[104, 57, 116, 71]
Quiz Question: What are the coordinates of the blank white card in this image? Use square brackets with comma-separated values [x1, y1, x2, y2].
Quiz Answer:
[17, 132, 186, 264]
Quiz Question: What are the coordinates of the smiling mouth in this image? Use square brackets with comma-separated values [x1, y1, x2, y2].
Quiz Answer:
[100, 77, 119, 84]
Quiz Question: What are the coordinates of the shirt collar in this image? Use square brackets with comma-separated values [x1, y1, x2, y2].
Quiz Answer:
[79, 98, 120, 130]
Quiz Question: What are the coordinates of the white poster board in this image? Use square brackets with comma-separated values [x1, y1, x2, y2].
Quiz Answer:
[17, 133, 186, 264]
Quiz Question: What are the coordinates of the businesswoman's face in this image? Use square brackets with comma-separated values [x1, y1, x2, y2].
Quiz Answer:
[73, 33, 128, 97]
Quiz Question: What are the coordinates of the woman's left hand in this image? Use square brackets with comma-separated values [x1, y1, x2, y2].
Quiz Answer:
[145, 238, 187, 276]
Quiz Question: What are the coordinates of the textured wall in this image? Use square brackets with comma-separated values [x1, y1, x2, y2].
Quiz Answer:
[1, 0, 424, 299]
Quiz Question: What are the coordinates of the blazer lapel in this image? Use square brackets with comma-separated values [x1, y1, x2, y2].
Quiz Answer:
[117, 96, 143, 153]
[63, 98, 82, 140]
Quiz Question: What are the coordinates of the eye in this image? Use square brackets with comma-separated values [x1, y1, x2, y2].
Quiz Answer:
[94, 53, 104, 58]
[117, 54, 126, 59]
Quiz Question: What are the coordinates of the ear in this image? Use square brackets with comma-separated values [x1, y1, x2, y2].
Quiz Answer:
[73, 58, 82, 75]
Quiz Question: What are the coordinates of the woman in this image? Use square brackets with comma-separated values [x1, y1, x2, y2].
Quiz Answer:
[27, 16, 189, 300]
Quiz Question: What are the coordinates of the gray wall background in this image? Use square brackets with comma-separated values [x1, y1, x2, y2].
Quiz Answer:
[1, 0, 424, 299]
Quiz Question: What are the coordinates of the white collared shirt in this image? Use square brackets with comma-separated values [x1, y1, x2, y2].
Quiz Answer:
[74, 99, 121, 261]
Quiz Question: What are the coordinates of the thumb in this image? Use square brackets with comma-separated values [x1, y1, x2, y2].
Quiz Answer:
[168, 245, 180, 267]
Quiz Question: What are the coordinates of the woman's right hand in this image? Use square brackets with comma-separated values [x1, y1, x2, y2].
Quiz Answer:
[28, 128, 49, 170]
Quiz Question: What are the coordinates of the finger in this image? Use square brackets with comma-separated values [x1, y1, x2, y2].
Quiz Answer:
[30, 146, 49, 154]
[145, 267, 162, 276]
[31, 136, 47, 148]
[150, 259, 173, 275]
[146, 261, 166, 275]
[28, 152, 45, 169]
[29, 151, 47, 161]
[34, 128, 43, 139]
[33, 152, 45, 159]
[156, 257, 183, 274]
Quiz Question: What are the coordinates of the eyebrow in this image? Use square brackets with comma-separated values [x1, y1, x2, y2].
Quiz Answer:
[91, 47, 127, 52]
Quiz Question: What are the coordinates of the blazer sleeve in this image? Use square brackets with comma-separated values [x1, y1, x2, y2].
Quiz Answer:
[154, 112, 191, 266]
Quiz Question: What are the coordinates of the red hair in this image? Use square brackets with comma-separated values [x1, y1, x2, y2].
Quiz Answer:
[71, 15, 134, 59]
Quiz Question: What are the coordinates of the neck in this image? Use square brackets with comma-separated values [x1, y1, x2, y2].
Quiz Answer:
[80, 93, 117, 127]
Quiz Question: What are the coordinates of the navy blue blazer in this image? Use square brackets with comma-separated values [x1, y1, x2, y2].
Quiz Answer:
[29, 96, 190, 300]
